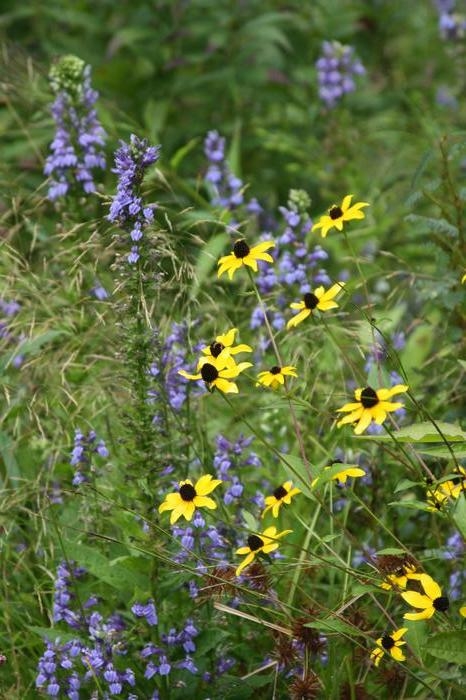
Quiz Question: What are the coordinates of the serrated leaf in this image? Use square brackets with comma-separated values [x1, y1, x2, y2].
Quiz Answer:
[424, 631, 466, 665]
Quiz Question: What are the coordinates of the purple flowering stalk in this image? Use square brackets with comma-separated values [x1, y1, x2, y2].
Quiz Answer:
[434, 0, 466, 39]
[203, 130, 262, 233]
[316, 41, 365, 109]
[70, 428, 109, 486]
[108, 134, 160, 264]
[44, 55, 106, 201]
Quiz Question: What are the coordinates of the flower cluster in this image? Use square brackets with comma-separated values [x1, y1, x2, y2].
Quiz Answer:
[108, 134, 160, 263]
[426, 466, 466, 511]
[204, 130, 244, 211]
[70, 428, 109, 485]
[316, 41, 365, 109]
[435, 0, 466, 39]
[44, 55, 106, 200]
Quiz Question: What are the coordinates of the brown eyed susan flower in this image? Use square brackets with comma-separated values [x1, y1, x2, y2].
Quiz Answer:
[200, 328, 252, 369]
[370, 627, 408, 667]
[336, 384, 408, 435]
[262, 481, 301, 518]
[401, 573, 449, 620]
[460, 605, 466, 617]
[286, 282, 345, 329]
[312, 194, 369, 238]
[178, 356, 252, 394]
[158, 474, 222, 524]
[235, 526, 292, 576]
[312, 463, 366, 487]
[217, 239, 275, 280]
[256, 365, 297, 389]
[426, 468, 466, 511]
[379, 560, 418, 591]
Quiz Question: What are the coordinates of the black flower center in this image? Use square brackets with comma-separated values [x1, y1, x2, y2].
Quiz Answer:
[304, 293, 319, 310]
[247, 534, 264, 551]
[433, 596, 449, 612]
[270, 366, 281, 375]
[273, 485, 288, 500]
[381, 634, 395, 650]
[179, 483, 197, 501]
[210, 341, 225, 358]
[360, 387, 379, 408]
[329, 205, 343, 220]
[201, 363, 219, 383]
[233, 239, 250, 259]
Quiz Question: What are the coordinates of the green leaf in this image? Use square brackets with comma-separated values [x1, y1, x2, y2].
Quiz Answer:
[453, 495, 466, 539]
[360, 422, 466, 443]
[62, 542, 147, 593]
[0, 430, 20, 483]
[394, 478, 419, 493]
[406, 620, 428, 662]
[405, 214, 458, 237]
[277, 453, 313, 497]
[424, 631, 466, 665]
[0, 330, 68, 372]
[241, 509, 259, 532]
[189, 232, 229, 300]
[169, 137, 199, 171]
[388, 500, 431, 513]
[416, 445, 466, 459]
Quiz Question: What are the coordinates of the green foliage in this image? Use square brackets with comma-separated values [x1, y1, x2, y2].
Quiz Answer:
[1, 1, 466, 698]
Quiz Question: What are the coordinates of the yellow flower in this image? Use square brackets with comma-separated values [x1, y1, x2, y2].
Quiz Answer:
[380, 563, 418, 591]
[370, 627, 408, 667]
[200, 328, 252, 370]
[462, 272, 466, 284]
[158, 474, 222, 524]
[217, 239, 275, 280]
[179, 356, 252, 394]
[426, 468, 466, 511]
[460, 605, 466, 617]
[256, 365, 297, 389]
[401, 573, 449, 620]
[235, 526, 292, 576]
[286, 283, 345, 329]
[311, 463, 366, 488]
[262, 481, 301, 518]
[336, 384, 408, 435]
[312, 195, 369, 238]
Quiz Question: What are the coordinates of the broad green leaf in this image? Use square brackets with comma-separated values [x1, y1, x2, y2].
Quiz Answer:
[417, 445, 466, 459]
[394, 478, 419, 493]
[241, 509, 259, 532]
[388, 500, 431, 513]
[406, 621, 427, 661]
[360, 422, 466, 443]
[453, 495, 466, 539]
[29, 626, 82, 644]
[62, 542, 146, 592]
[375, 547, 407, 556]
[424, 631, 466, 665]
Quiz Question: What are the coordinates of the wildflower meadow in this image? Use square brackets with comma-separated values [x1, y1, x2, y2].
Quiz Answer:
[2, 2, 466, 698]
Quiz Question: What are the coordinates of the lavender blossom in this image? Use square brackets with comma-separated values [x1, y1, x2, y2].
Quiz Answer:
[204, 130, 244, 211]
[434, 0, 466, 38]
[316, 41, 365, 109]
[44, 55, 106, 200]
[70, 428, 109, 486]
[108, 134, 160, 263]
[131, 599, 158, 626]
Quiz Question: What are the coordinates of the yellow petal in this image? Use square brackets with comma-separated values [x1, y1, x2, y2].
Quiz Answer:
[195, 474, 222, 495]
[235, 551, 255, 576]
